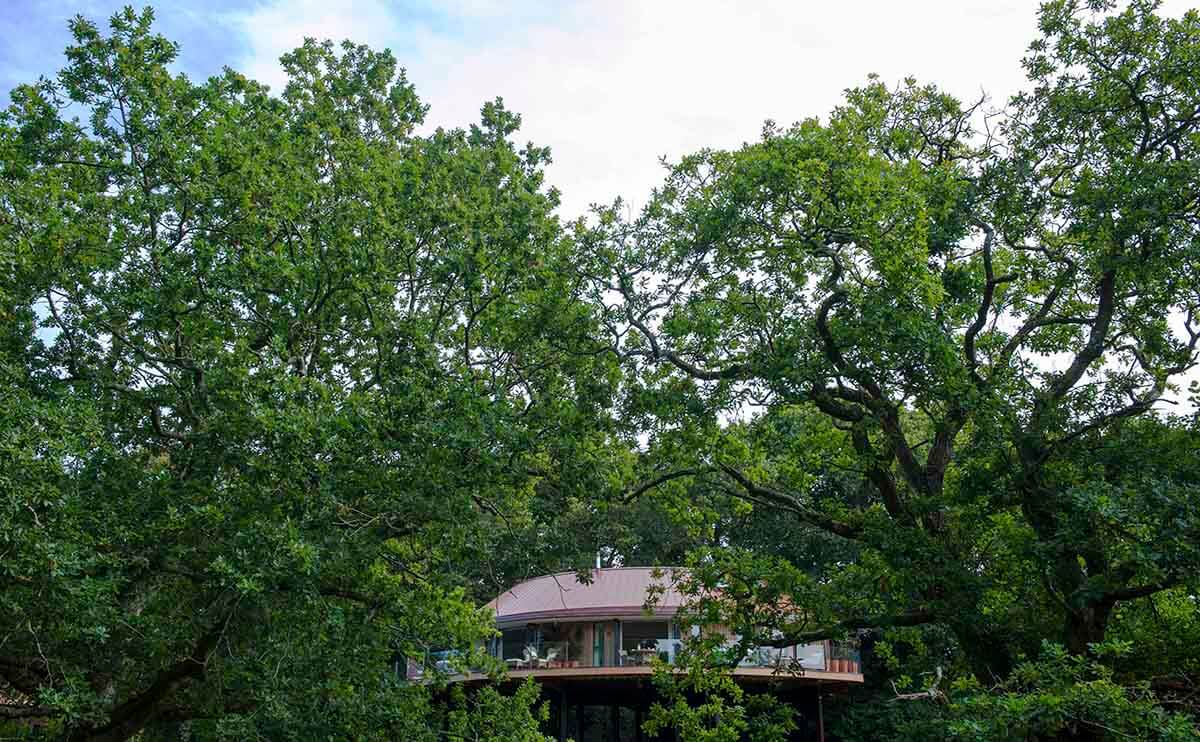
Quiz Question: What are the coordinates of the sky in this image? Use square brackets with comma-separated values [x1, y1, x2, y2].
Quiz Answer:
[0, 0, 1127, 220]
[5, 0, 1197, 217]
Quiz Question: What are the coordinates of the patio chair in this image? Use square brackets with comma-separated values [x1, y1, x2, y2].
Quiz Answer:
[537, 647, 559, 668]
[521, 645, 538, 669]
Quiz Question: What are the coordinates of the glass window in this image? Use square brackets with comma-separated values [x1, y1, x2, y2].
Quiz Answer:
[501, 627, 527, 660]
[621, 621, 669, 665]
[592, 622, 605, 667]
[537, 623, 572, 666]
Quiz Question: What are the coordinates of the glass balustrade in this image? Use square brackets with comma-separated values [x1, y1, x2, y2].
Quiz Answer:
[400, 622, 856, 678]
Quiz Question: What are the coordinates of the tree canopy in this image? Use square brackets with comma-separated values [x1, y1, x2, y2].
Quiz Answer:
[0, 7, 615, 740]
[2, 2, 1200, 741]
[582, 0, 1200, 738]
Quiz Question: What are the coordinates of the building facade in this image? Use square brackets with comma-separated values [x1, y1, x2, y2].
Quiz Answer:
[412, 568, 862, 741]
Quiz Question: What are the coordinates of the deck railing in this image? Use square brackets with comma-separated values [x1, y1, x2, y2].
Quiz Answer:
[406, 632, 857, 680]
[618, 638, 681, 666]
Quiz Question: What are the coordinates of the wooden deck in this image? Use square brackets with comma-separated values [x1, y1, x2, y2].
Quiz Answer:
[453, 665, 864, 685]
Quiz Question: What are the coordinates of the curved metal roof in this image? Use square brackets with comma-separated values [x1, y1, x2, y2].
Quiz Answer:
[486, 567, 688, 624]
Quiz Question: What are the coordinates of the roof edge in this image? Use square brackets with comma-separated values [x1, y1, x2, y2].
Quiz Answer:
[496, 605, 680, 626]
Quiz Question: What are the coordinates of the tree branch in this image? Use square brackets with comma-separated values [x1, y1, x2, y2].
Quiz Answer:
[622, 467, 712, 503]
[1045, 269, 1117, 401]
[815, 289, 879, 397]
[1053, 376, 1168, 448]
[764, 609, 937, 647]
[67, 618, 227, 742]
[0, 704, 59, 720]
[850, 426, 906, 520]
[814, 293, 926, 495]
[717, 464, 863, 540]
[1102, 578, 1181, 606]
[617, 274, 750, 381]
[964, 219, 1012, 384]
[993, 252, 1076, 372]
[809, 385, 867, 422]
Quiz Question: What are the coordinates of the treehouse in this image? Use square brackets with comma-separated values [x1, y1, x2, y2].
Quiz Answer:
[408, 567, 863, 741]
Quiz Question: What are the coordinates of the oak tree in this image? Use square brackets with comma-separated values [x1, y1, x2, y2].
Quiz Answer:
[588, 1, 1200, 737]
[0, 9, 610, 740]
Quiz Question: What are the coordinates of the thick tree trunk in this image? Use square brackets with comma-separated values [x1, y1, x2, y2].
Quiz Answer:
[1063, 599, 1113, 657]
[65, 670, 193, 742]
[67, 622, 223, 742]
[1018, 472, 1116, 658]
[952, 621, 1017, 684]
[1044, 601, 1113, 742]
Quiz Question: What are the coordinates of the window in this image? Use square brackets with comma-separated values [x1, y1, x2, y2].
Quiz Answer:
[592, 622, 605, 667]
[620, 620, 670, 665]
[500, 627, 527, 660]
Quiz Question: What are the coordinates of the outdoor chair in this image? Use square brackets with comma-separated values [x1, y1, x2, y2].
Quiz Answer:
[521, 645, 538, 669]
[537, 647, 559, 668]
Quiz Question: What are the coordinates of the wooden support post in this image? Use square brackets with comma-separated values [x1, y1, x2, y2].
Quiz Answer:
[559, 687, 568, 741]
[818, 683, 825, 742]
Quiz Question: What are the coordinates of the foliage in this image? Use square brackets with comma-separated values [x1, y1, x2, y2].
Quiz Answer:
[644, 660, 796, 742]
[830, 642, 1200, 742]
[442, 679, 557, 742]
[586, 0, 1200, 738]
[940, 642, 1200, 742]
[0, 7, 612, 740]
[4, 2, 1200, 741]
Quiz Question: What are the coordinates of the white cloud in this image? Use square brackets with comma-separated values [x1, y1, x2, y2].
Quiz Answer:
[400, 0, 1044, 219]
[232, 0, 1193, 220]
[231, 0, 407, 92]
[230, 0, 1045, 217]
